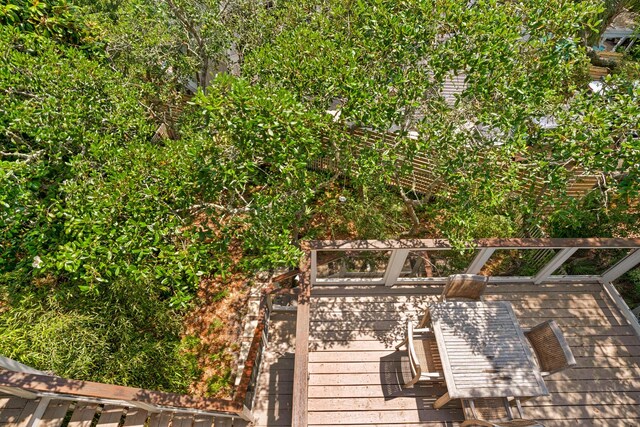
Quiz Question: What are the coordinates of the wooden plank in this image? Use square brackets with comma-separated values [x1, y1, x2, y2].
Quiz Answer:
[544, 378, 640, 393]
[122, 407, 148, 427]
[309, 383, 449, 399]
[307, 407, 463, 425]
[523, 391, 640, 406]
[39, 400, 71, 427]
[0, 396, 29, 410]
[96, 405, 125, 427]
[192, 414, 214, 427]
[309, 354, 640, 373]
[308, 332, 640, 349]
[0, 407, 24, 424]
[67, 403, 98, 427]
[148, 412, 172, 427]
[524, 403, 640, 419]
[171, 413, 194, 427]
[309, 396, 448, 412]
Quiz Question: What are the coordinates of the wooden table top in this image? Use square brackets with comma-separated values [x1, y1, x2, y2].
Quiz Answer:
[429, 301, 549, 399]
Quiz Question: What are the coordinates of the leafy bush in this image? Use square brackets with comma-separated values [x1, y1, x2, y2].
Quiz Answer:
[0, 0, 98, 47]
[0, 27, 220, 392]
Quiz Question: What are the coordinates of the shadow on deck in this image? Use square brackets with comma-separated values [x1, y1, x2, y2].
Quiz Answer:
[252, 282, 640, 426]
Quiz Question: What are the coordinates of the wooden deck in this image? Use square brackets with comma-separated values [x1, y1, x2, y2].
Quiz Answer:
[305, 282, 640, 426]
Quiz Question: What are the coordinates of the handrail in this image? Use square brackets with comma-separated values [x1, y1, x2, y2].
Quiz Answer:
[0, 369, 241, 416]
[308, 238, 640, 287]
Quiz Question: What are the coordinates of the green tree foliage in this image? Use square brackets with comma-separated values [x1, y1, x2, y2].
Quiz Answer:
[243, 0, 627, 241]
[0, 24, 219, 390]
[0, 0, 98, 46]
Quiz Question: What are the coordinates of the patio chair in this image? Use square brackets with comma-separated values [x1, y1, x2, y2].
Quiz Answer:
[461, 397, 544, 426]
[441, 274, 488, 302]
[397, 320, 443, 388]
[524, 320, 576, 377]
[395, 274, 488, 350]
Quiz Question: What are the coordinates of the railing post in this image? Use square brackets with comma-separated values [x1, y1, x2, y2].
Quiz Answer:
[466, 248, 495, 274]
[601, 249, 640, 284]
[26, 397, 51, 427]
[238, 404, 256, 423]
[533, 248, 579, 284]
[384, 249, 410, 286]
[310, 250, 317, 285]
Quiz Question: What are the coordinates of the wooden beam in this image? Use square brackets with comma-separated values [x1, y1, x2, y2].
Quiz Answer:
[292, 252, 311, 427]
[25, 397, 51, 427]
[0, 385, 38, 399]
[383, 249, 410, 286]
[602, 281, 640, 338]
[233, 293, 268, 413]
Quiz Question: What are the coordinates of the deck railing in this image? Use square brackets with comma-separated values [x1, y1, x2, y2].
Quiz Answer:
[308, 238, 640, 287]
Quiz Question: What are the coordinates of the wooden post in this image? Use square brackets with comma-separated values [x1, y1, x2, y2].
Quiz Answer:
[466, 249, 495, 274]
[26, 397, 51, 427]
[310, 250, 317, 285]
[292, 248, 311, 427]
[126, 400, 161, 413]
[384, 249, 410, 286]
[533, 248, 579, 284]
[601, 250, 640, 284]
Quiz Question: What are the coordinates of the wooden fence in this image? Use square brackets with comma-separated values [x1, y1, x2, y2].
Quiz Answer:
[309, 127, 600, 209]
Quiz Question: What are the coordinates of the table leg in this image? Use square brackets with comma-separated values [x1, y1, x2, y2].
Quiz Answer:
[433, 392, 451, 409]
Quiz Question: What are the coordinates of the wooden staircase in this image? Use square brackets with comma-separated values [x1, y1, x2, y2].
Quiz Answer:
[0, 281, 296, 427]
[0, 351, 255, 427]
[0, 393, 239, 427]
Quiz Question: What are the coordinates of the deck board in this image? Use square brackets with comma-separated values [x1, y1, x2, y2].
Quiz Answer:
[251, 312, 296, 427]
[305, 282, 640, 426]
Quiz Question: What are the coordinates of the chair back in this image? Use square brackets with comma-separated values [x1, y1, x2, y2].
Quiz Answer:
[442, 274, 488, 301]
[525, 319, 576, 376]
[406, 321, 421, 378]
[462, 397, 512, 422]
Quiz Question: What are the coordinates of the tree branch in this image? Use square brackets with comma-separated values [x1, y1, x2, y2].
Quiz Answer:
[1, 150, 43, 163]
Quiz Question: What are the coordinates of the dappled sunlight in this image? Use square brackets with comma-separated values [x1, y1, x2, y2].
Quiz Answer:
[302, 281, 640, 425]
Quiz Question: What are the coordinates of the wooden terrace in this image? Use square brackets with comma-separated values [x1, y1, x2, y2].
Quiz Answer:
[283, 239, 640, 427]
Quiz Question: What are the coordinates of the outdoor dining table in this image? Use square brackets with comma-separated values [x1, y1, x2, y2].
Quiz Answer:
[428, 301, 549, 409]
